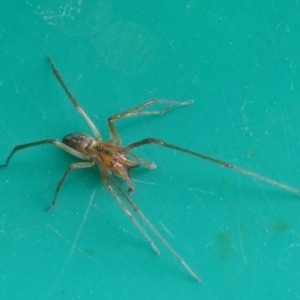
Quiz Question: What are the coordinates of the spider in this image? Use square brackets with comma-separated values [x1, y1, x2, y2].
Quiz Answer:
[1, 57, 300, 282]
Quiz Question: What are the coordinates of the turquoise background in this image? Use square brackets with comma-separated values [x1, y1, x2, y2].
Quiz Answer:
[1, 1, 300, 299]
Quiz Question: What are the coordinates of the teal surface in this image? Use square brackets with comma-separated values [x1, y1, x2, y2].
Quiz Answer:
[1, 1, 300, 299]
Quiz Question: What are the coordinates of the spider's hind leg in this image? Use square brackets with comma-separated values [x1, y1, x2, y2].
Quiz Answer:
[100, 172, 161, 255]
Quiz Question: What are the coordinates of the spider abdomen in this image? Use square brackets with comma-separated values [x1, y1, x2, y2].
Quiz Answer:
[63, 133, 95, 154]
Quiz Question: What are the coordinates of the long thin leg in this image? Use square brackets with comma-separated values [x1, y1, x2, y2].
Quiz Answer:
[122, 138, 300, 196]
[108, 99, 193, 144]
[47, 161, 95, 211]
[0, 139, 89, 168]
[107, 173, 200, 282]
[47, 57, 102, 140]
[101, 172, 160, 255]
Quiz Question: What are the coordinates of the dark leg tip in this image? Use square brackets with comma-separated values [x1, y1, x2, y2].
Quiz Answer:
[45, 204, 53, 211]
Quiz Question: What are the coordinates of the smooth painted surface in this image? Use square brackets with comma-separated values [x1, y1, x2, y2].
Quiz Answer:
[1, 1, 300, 299]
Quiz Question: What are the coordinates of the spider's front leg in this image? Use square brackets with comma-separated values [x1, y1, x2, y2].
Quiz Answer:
[0, 138, 96, 210]
[0, 139, 88, 168]
[47, 56, 102, 140]
[107, 99, 193, 144]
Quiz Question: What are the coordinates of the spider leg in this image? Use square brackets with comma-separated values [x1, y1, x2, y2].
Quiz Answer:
[0, 139, 89, 168]
[47, 161, 95, 211]
[107, 173, 200, 282]
[122, 138, 300, 196]
[124, 174, 135, 194]
[101, 172, 160, 255]
[47, 57, 102, 140]
[108, 99, 193, 144]
[127, 152, 156, 169]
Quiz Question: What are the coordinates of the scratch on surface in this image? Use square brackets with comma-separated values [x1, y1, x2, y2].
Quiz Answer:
[47, 189, 96, 297]
[186, 245, 195, 254]
[184, 182, 219, 227]
[12, 75, 19, 94]
[212, 56, 243, 159]
[11, 226, 40, 239]
[281, 119, 292, 166]
[271, 0, 294, 68]
[187, 187, 216, 196]
[159, 221, 174, 239]
[283, 244, 300, 251]
[47, 223, 105, 268]
[205, 240, 215, 248]
[67, 189, 96, 261]
[47, 224, 64, 239]
[42, 2, 80, 24]
[237, 212, 247, 265]
[240, 101, 252, 112]
[132, 179, 155, 185]
[258, 0, 279, 57]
